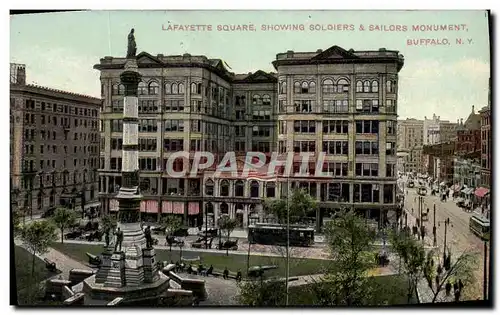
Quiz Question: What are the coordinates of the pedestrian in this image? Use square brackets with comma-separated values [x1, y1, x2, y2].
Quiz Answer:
[445, 281, 452, 295]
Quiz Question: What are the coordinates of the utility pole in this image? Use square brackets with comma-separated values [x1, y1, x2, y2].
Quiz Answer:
[438, 218, 451, 261]
[433, 203, 437, 247]
[483, 240, 488, 300]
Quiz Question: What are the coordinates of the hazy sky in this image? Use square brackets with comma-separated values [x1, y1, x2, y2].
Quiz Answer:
[10, 10, 490, 121]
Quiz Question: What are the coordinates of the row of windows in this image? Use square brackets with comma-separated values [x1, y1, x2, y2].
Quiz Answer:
[277, 99, 396, 114]
[279, 79, 396, 94]
[24, 113, 98, 129]
[23, 99, 98, 117]
[24, 128, 98, 143]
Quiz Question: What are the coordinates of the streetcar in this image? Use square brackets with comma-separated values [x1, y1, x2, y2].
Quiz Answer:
[248, 223, 315, 247]
[469, 214, 490, 240]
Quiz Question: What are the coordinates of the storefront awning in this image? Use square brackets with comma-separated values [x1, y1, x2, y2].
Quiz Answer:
[461, 188, 474, 195]
[474, 187, 490, 198]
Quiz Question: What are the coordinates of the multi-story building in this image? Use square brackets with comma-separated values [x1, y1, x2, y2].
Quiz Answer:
[396, 118, 423, 174]
[95, 45, 404, 231]
[10, 64, 101, 216]
[422, 114, 457, 179]
[453, 106, 481, 188]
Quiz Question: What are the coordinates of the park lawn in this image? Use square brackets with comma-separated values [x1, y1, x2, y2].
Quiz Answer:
[14, 246, 61, 305]
[51, 242, 331, 278]
[288, 274, 417, 306]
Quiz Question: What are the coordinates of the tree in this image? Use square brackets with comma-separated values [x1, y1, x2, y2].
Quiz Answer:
[51, 207, 78, 244]
[424, 249, 478, 302]
[264, 188, 317, 224]
[12, 208, 23, 237]
[391, 229, 478, 303]
[18, 220, 57, 304]
[218, 215, 238, 256]
[160, 215, 182, 251]
[237, 278, 286, 306]
[316, 208, 378, 305]
[101, 214, 117, 233]
[389, 229, 428, 303]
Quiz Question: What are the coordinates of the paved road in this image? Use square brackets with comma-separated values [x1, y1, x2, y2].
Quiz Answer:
[398, 176, 488, 301]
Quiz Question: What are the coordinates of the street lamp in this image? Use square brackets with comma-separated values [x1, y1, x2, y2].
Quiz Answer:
[433, 204, 437, 247]
[437, 218, 452, 260]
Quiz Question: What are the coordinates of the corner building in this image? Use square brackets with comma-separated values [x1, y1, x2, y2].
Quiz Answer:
[95, 45, 404, 231]
[10, 65, 101, 215]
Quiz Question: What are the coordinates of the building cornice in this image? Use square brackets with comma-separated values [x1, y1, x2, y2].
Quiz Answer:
[10, 83, 101, 105]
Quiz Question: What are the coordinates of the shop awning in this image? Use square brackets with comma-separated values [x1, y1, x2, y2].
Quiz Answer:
[474, 187, 490, 198]
[461, 188, 474, 195]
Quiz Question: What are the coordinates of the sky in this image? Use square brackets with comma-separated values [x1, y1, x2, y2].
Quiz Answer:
[10, 10, 491, 121]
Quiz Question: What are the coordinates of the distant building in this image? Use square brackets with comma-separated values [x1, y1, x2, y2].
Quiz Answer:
[422, 114, 457, 179]
[396, 118, 423, 173]
[453, 106, 482, 188]
[10, 66, 101, 216]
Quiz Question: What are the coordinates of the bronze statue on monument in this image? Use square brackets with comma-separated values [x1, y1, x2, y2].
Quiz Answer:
[114, 227, 124, 252]
[126, 28, 137, 58]
[144, 225, 153, 249]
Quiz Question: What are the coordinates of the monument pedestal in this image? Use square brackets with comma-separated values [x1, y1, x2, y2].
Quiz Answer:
[142, 248, 159, 283]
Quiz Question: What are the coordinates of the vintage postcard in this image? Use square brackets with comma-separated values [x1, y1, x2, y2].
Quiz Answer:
[10, 10, 491, 307]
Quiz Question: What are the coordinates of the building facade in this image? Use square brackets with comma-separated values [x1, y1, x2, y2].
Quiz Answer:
[95, 45, 404, 231]
[396, 118, 423, 174]
[453, 106, 481, 188]
[10, 65, 101, 215]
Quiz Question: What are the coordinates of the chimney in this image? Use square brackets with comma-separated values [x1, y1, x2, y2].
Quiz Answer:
[460, 118, 463, 125]
[472, 105, 475, 113]
[433, 114, 436, 120]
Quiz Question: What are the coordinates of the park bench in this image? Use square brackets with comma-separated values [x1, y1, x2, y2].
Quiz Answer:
[44, 258, 57, 272]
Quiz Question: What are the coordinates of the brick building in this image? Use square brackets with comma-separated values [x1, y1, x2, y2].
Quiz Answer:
[10, 64, 101, 216]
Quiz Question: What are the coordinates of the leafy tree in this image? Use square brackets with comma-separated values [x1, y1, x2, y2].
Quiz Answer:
[51, 207, 78, 243]
[316, 208, 377, 305]
[18, 220, 57, 304]
[424, 249, 478, 302]
[218, 215, 238, 256]
[237, 278, 287, 306]
[101, 214, 117, 233]
[389, 229, 428, 303]
[264, 188, 317, 224]
[391, 230, 478, 303]
[160, 215, 182, 251]
[12, 209, 23, 237]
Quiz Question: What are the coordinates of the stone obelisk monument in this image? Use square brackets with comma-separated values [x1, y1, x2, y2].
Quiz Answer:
[83, 29, 168, 305]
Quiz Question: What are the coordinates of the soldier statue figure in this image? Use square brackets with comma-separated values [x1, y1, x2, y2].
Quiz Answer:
[104, 227, 111, 248]
[126, 28, 137, 58]
[114, 227, 124, 252]
[144, 225, 153, 249]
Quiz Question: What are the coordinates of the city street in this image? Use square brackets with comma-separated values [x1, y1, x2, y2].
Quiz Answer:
[399, 176, 488, 300]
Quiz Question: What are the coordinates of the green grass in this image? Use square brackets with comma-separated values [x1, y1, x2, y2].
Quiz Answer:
[288, 275, 417, 306]
[51, 242, 331, 278]
[14, 246, 61, 305]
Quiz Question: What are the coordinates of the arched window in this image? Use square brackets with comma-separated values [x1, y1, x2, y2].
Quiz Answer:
[253, 95, 261, 105]
[386, 80, 393, 93]
[191, 82, 197, 94]
[118, 84, 125, 95]
[309, 81, 316, 93]
[220, 179, 230, 197]
[138, 82, 147, 95]
[262, 94, 271, 105]
[280, 82, 287, 94]
[220, 202, 229, 215]
[293, 81, 301, 94]
[234, 180, 244, 197]
[266, 182, 276, 198]
[165, 83, 172, 94]
[356, 81, 363, 92]
[363, 81, 370, 93]
[301, 82, 309, 93]
[337, 79, 349, 93]
[322, 79, 334, 94]
[148, 81, 159, 95]
[372, 80, 379, 93]
[112, 84, 119, 95]
[172, 83, 178, 94]
[205, 179, 214, 196]
[250, 180, 260, 198]
[178, 83, 185, 94]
